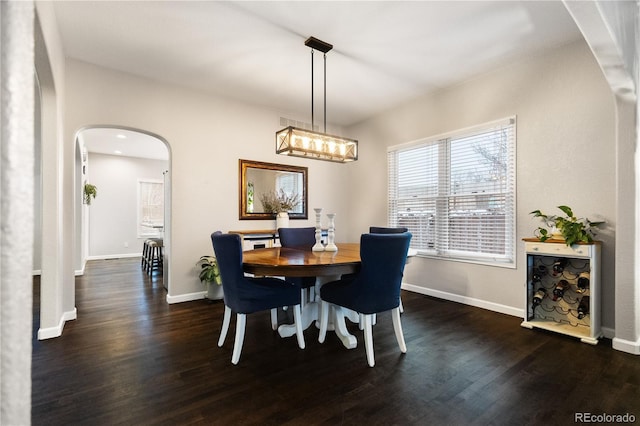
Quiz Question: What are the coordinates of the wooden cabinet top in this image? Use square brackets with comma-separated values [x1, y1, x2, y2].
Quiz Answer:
[522, 237, 601, 245]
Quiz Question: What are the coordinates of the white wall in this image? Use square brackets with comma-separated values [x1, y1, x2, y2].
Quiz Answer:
[86, 153, 168, 258]
[34, 2, 75, 340]
[1, 1, 34, 422]
[64, 59, 356, 301]
[347, 40, 617, 329]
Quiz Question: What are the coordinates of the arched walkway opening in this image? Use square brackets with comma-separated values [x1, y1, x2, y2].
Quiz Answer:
[74, 126, 171, 292]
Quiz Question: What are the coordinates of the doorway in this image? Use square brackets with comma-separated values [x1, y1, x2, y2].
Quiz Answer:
[75, 126, 171, 291]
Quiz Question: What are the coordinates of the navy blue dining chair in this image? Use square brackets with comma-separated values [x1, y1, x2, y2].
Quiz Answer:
[318, 232, 412, 367]
[369, 226, 408, 234]
[278, 227, 318, 305]
[369, 226, 409, 313]
[278, 227, 317, 250]
[211, 232, 305, 365]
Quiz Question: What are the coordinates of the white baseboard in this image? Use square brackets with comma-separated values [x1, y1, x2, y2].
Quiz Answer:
[75, 264, 85, 276]
[601, 326, 616, 340]
[166, 291, 206, 304]
[86, 253, 142, 261]
[64, 308, 77, 322]
[402, 282, 524, 318]
[612, 336, 640, 355]
[37, 307, 77, 340]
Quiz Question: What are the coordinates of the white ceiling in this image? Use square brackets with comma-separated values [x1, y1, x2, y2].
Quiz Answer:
[54, 0, 583, 157]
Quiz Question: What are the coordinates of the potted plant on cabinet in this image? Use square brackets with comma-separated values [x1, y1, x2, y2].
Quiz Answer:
[530, 205, 604, 246]
[260, 189, 300, 229]
[197, 255, 222, 300]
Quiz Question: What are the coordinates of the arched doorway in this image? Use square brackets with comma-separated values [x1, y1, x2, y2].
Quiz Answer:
[75, 126, 171, 292]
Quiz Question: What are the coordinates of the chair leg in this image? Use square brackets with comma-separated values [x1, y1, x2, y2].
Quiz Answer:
[391, 307, 407, 353]
[218, 305, 231, 347]
[360, 312, 376, 329]
[363, 314, 375, 367]
[292, 304, 305, 349]
[318, 300, 330, 343]
[141, 242, 148, 268]
[231, 313, 246, 365]
[399, 296, 404, 314]
[270, 308, 278, 331]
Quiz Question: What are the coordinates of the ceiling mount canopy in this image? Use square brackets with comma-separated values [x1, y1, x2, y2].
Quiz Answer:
[276, 36, 358, 163]
[304, 36, 333, 53]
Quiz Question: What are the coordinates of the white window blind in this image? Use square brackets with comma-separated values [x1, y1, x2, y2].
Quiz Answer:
[137, 179, 164, 238]
[387, 117, 516, 266]
[276, 172, 303, 214]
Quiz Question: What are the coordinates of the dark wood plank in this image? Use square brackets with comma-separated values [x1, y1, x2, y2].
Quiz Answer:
[32, 258, 640, 425]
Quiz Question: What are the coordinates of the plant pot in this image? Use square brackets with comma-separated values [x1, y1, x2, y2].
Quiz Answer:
[551, 227, 564, 240]
[276, 212, 289, 230]
[206, 283, 223, 300]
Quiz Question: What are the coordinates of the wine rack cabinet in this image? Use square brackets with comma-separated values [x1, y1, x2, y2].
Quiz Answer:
[521, 238, 601, 345]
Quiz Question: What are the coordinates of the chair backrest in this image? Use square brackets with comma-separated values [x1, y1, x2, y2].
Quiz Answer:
[278, 227, 316, 249]
[369, 226, 409, 234]
[211, 232, 245, 311]
[351, 232, 412, 314]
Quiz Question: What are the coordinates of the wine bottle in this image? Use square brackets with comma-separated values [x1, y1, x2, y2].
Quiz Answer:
[552, 258, 568, 275]
[577, 296, 590, 319]
[577, 272, 590, 293]
[552, 279, 570, 301]
[532, 288, 546, 308]
[531, 271, 542, 284]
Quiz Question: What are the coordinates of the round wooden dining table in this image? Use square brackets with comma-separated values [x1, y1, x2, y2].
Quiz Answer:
[242, 243, 362, 349]
[242, 243, 361, 277]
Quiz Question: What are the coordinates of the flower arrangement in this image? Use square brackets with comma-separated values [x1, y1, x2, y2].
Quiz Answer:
[260, 189, 300, 214]
[530, 205, 604, 246]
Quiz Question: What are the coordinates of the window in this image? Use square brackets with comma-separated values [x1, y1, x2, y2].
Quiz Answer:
[387, 117, 516, 267]
[276, 171, 303, 214]
[138, 179, 164, 238]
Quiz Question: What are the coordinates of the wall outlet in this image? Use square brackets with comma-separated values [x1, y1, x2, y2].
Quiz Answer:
[124, 242, 129, 248]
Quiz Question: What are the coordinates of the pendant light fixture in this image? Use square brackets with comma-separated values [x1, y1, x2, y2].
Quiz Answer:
[276, 36, 358, 163]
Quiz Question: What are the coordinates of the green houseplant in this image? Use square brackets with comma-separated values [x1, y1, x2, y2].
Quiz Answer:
[197, 255, 222, 299]
[83, 183, 97, 205]
[530, 205, 604, 246]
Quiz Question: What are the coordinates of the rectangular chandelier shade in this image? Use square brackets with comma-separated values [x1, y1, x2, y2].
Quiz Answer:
[276, 126, 358, 163]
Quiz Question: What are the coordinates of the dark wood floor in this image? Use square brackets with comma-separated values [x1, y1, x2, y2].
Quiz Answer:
[32, 258, 639, 425]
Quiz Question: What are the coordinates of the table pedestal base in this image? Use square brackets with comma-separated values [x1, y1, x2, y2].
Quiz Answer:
[277, 275, 360, 350]
[333, 306, 357, 349]
[278, 302, 318, 338]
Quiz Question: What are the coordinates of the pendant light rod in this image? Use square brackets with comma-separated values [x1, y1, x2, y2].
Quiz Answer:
[310, 49, 314, 130]
[323, 52, 327, 133]
[305, 37, 333, 132]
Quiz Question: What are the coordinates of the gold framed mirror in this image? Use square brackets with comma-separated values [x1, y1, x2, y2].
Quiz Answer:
[239, 159, 308, 220]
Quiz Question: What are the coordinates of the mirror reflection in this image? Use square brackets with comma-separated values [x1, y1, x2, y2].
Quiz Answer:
[239, 159, 308, 220]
